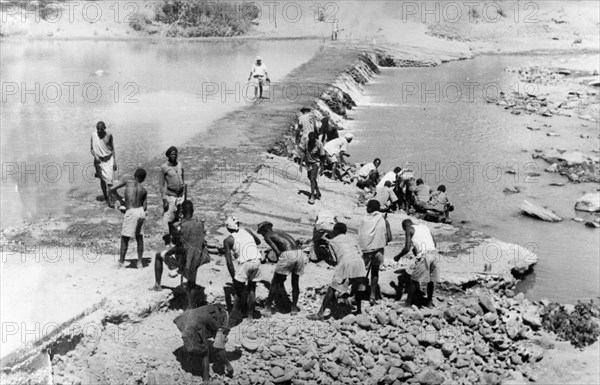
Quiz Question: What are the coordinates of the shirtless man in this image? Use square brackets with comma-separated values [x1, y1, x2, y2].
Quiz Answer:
[173, 304, 233, 383]
[90, 121, 117, 207]
[393, 219, 440, 307]
[257, 222, 305, 316]
[159, 146, 185, 245]
[223, 217, 264, 320]
[247, 56, 270, 99]
[151, 201, 208, 309]
[111, 168, 147, 269]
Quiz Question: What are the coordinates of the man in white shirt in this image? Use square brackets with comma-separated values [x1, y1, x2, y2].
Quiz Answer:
[324, 133, 353, 181]
[248, 56, 270, 99]
[393, 219, 440, 308]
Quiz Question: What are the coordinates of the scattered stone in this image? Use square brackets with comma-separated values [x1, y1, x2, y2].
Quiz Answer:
[478, 294, 496, 314]
[415, 367, 444, 385]
[341, 314, 356, 325]
[483, 312, 498, 324]
[443, 308, 457, 323]
[355, 314, 371, 329]
[544, 163, 558, 173]
[425, 347, 445, 368]
[270, 366, 285, 379]
[503, 186, 521, 194]
[375, 312, 389, 326]
[572, 217, 584, 223]
[520, 200, 562, 222]
[270, 345, 286, 356]
[575, 192, 600, 212]
[522, 312, 542, 330]
[546, 132, 560, 137]
[585, 221, 600, 228]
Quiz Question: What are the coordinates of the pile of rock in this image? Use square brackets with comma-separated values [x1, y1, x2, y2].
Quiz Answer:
[221, 288, 552, 385]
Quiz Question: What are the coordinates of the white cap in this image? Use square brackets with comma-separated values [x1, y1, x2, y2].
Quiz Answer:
[344, 133, 354, 141]
[256, 56, 262, 61]
[225, 216, 239, 231]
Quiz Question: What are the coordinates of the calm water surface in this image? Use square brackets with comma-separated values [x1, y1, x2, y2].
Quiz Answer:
[348, 55, 600, 303]
[1, 39, 320, 227]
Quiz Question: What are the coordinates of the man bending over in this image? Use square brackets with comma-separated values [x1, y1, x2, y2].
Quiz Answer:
[257, 221, 305, 316]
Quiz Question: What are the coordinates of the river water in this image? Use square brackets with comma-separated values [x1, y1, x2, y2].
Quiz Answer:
[0, 39, 320, 227]
[348, 55, 600, 303]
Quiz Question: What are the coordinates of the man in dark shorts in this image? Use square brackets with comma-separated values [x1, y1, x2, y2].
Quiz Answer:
[173, 304, 233, 383]
[110, 168, 147, 269]
[307, 223, 368, 320]
[257, 221, 305, 316]
[299, 131, 326, 205]
[359, 200, 389, 304]
[151, 201, 209, 309]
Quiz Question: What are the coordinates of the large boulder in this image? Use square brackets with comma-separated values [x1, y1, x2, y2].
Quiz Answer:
[520, 200, 562, 222]
[575, 192, 600, 212]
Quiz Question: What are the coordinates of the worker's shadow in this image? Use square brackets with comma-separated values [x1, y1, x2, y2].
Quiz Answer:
[173, 347, 242, 377]
[168, 286, 208, 311]
[297, 190, 311, 198]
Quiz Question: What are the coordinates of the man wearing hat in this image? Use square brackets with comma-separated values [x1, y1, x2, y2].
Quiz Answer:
[296, 106, 316, 143]
[223, 216, 264, 320]
[256, 221, 305, 316]
[248, 56, 270, 99]
[159, 146, 185, 245]
[323, 133, 353, 181]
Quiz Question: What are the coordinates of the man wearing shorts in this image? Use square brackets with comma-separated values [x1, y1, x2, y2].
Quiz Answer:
[223, 217, 264, 320]
[393, 219, 440, 308]
[111, 168, 147, 269]
[257, 221, 305, 316]
[307, 223, 368, 320]
[159, 146, 185, 245]
[151, 201, 209, 309]
[359, 200, 388, 304]
[247, 56, 270, 99]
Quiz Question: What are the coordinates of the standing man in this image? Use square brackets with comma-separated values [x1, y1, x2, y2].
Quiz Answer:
[111, 168, 147, 269]
[223, 217, 264, 320]
[159, 146, 185, 245]
[358, 200, 389, 304]
[332, 21, 339, 41]
[248, 56, 270, 99]
[393, 219, 440, 308]
[151, 201, 209, 309]
[257, 221, 305, 316]
[299, 132, 326, 205]
[324, 133, 353, 181]
[173, 304, 233, 383]
[356, 158, 381, 190]
[91, 121, 117, 208]
[307, 223, 367, 320]
[296, 106, 316, 144]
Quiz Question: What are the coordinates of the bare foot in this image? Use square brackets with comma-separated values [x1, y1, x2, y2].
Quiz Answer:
[137, 261, 143, 269]
[117, 262, 125, 269]
[149, 284, 162, 291]
[291, 306, 300, 316]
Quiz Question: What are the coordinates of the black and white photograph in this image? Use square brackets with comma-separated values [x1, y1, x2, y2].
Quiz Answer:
[1, 1, 599, 384]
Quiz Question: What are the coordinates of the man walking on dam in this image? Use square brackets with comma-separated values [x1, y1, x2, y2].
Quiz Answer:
[248, 56, 270, 99]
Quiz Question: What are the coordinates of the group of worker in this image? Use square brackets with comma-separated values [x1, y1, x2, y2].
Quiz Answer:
[89, 97, 444, 381]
